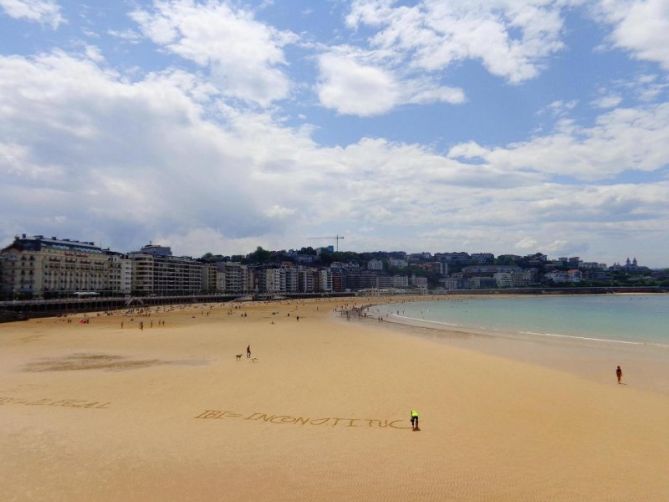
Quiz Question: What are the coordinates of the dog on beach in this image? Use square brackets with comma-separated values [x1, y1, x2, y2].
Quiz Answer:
[235, 354, 242, 360]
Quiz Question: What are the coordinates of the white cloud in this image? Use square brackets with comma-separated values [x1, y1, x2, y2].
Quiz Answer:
[264, 205, 296, 219]
[320, 0, 578, 115]
[1, 50, 669, 265]
[0, 0, 63, 28]
[317, 52, 400, 116]
[591, 94, 622, 109]
[540, 99, 578, 117]
[0, 51, 276, 249]
[107, 28, 142, 43]
[83, 45, 104, 63]
[450, 103, 669, 180]
[131, 0, 297, 106]
[595, 0, 669, 69]
[515, 236, 538, 250]
[346, 0, 577, 83]
[316, 50, 464, 116]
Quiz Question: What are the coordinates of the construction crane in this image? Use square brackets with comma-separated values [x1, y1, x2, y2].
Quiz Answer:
[308, 235, 345, 252]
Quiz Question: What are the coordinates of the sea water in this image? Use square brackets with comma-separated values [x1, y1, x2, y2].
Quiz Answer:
[377, 295, 669, 346]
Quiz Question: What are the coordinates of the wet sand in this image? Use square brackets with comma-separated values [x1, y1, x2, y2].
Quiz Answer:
[1, 297, 669, 501]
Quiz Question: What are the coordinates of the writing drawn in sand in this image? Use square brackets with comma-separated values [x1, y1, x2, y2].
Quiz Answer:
[0, 396, 110, 409]
[195, 409, 411, 430]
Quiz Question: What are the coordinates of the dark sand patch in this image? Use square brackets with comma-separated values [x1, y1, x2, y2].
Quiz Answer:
[23, 353, 164, 372]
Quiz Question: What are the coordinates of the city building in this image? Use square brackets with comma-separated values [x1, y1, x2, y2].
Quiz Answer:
[367, 259, 384, 271]
[129, 244, 203, 295]
[201, 263, 218, 293]
[471, 253, 495, 264]
[468, 277, 498, 289]
[411, 275, 429, 289]
[216, 262, 252, 294]
[107, 252, 133, 295]
[440, 277, 464, 290]
[318, 269, 333, 292]
[493, 272, 513, 288]
[388, 257, 408, 269]
[391, 275, 409, 288]
[0, 235, 110, 298]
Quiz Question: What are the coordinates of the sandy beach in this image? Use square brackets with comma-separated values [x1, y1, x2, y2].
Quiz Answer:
[2, 297, 669, 501]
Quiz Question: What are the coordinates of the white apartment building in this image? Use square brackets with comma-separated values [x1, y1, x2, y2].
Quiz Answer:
[201, 264, 218, 293]
[392, 275, 409, 288]
[264, 268, 287, 293]
[285, 267, 299, 293]
[411, 275, 428, 289]
[388, 258, 408, 269]
[129, 244, 203, 295]
[0, 235, 112, 298]
[107, 252, 133, 295]
[494, 272, 513, 288]
[367, 259, 384, 271]
[216, 262, 252, 294]
[545, 270, 582, 283]
[298, 267, 316, 292]
[318, 269, 333, 292]
[440, 277, 464, 290]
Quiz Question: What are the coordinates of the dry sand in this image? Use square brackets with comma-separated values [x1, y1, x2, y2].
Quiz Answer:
[1, 297, 669, 501]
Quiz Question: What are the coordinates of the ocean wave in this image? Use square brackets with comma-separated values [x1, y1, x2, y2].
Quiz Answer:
[384, 313, 669, 349]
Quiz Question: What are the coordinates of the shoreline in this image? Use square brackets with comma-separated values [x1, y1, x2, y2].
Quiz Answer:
[345, 297, 669, 397]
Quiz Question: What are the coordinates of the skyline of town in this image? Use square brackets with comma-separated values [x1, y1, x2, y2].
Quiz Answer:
[0, 232, 658, 270]
[1, 233, 665, 301]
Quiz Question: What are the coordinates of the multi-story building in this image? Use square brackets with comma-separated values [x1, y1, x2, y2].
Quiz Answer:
[317, 269, 333, 292]
[129, 244, 203, 295]
[263, 268, 286, 293]
[580, 262, 607, 270]
[470, 253, 495, 264]
[201, 264, 218, 293]
[367, 259, 383, 271]
[298, 267, 319, 293]
[545, 270, 581, 284]
[512, 269, 537, 287]
[376, 276, 394, 289]
[331, 269, 345, 292]
[408, 252, 432, 262]
[216, 262, 252, 294]
[411, 275, 429, 289]
[462, 265, 520, 277]
[468, 277, 497, 289]
[388, 257, 408, 269]
[415, 262, 445, 275]
[107, 252, 133, 295]
[0, 235, 110, 299]
[434, 252, 471, 265]
[391, 275, 409, 288]
[285, 267, 299, 293]
[440, 277, 464, 290]
[494, 272, 513, 288]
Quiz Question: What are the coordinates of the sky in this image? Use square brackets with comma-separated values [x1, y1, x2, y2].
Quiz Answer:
[1, 0, 668, 266]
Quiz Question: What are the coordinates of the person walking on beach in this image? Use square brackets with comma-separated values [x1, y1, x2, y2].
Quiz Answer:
[616, 365, 623, 384]
[247, 345, 251, 359]
[410, 409, 420, 431]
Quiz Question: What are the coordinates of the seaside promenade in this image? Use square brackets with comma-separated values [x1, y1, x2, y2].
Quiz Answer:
[1, 297, 668, 500]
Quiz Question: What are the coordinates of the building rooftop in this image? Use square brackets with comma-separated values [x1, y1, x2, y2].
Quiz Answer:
[4, 234, 103, 254]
